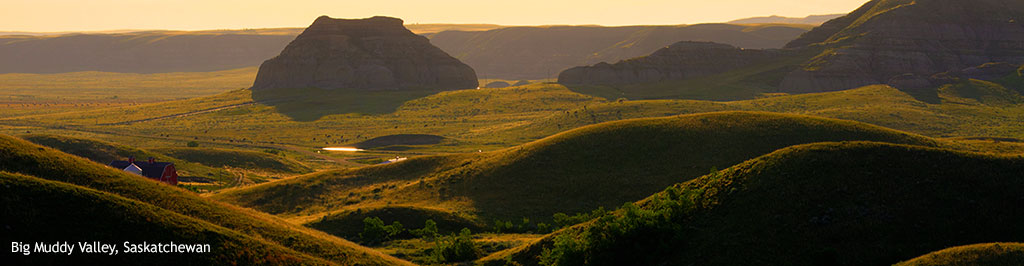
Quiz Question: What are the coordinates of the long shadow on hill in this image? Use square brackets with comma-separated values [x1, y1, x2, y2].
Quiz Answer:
[895, 86, 942, 104]
[251, 87, 440, 121]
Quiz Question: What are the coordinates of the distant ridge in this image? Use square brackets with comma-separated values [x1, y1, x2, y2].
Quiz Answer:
[728, 14, 844, 25]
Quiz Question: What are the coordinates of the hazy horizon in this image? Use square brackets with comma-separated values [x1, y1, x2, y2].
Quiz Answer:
[1, 0, 867, 32]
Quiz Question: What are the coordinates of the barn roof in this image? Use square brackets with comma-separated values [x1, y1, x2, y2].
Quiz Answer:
[109, 161, 173, 179]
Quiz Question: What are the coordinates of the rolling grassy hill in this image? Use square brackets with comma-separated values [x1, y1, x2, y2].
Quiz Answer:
[0, 171, 333, 265]
[155, 147, 311, 174]
[486, 142, 1024, 266]
[20, 134, 308, 187]
[895, 243, 1024, 266]
[212, 112, 939, 225]
[0, 134, 413, 265]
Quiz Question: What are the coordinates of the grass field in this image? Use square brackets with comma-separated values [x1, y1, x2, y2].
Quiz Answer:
[0, 67, 256, 118]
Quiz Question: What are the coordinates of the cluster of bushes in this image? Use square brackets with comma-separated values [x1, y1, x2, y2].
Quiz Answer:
[539, 185, 694, 266]
[358, 206, 617, 263]
[359, 217, 407, 245]
[360, 217, 481, 263]
[430, 228, 481, 263]
[492, 207, 608, 234]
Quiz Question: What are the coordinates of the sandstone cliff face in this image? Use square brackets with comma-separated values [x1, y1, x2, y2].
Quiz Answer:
[780, 0, 1024, 93]
[558, 42, 780, 85]
[251, 16, 478, 91]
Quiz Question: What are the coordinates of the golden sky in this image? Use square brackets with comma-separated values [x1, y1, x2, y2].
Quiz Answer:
[1, 0, 869, 32]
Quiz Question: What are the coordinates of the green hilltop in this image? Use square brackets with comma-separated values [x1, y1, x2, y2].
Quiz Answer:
[895, 243, 1024, 266]
[487, 142, 1024, 266]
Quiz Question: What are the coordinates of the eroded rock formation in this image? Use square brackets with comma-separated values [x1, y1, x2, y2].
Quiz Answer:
[251, 16, 478, 91]
[780, 0, 1024, 92]
[558, 42, 780, 85]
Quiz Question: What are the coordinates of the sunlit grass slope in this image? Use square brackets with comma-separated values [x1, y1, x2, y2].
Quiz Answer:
[214, 112, 938, 224]
[895, 243, 1024, 266]
[490, 142, 1024, 266]
[20, 134, 307, 186]
[155, 147, 311, 174]
[20, 134, 236, 182]
[0, 134, 412, 265]
[0, 171, 331, 265]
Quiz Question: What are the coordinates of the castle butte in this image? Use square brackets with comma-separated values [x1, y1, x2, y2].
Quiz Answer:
[559, 0, 1024, 94]
[251, 16, 478, 91]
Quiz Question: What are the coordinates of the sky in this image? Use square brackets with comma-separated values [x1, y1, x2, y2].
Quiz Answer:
[1, 0, 870, 32]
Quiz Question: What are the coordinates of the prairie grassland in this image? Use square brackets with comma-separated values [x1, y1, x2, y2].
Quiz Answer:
[0, 67, 257, 118]
[3, 80, 1023, 165]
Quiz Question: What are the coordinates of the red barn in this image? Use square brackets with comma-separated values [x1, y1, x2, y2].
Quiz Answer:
[109, 157, 178, 185]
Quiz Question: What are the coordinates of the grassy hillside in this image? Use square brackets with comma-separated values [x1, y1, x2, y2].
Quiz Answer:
[0, 134, 412, 265]
[489, 142, 1024, 266]
[213, 112, 938, 224]
[0, 171, 331, 265]
[19, 134, 295, 187]
[155, 147, 311, 174]
[895, 243, 1024, 266]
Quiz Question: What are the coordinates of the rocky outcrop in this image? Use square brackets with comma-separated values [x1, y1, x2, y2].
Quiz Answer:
[558, 42, 780, 85]
[780, 0, 1024, 93]
[251, 16, 477, 91]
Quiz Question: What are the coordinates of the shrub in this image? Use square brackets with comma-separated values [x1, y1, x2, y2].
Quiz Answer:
[186, 141, 199, 147]
[410, 219, 439, 240]
[359, 217, 389, 245]
[359, 217, 405, 245]
[431, 228, 480, 263]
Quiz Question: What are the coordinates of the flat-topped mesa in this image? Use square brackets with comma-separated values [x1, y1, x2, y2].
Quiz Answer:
[251, 16, 478, 91]
[558, 41, 780, 86]
[780, 0, 1024, 93]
